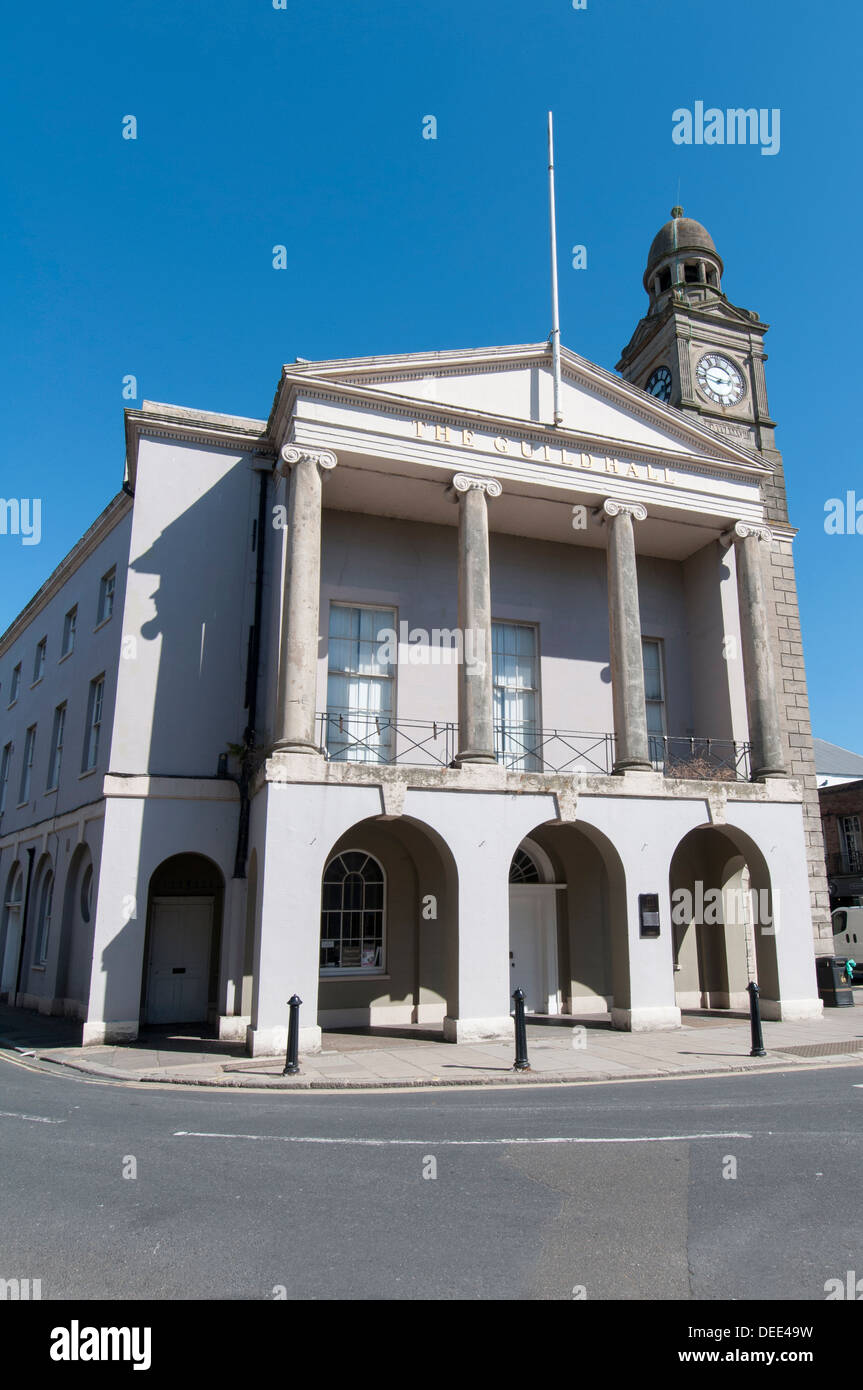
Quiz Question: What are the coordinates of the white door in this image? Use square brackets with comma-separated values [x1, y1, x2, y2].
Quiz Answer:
[145, 897, 213, 1025]
[509, 886, 560, 1014]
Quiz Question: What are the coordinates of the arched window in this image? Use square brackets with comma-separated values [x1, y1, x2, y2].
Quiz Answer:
[79, 863, 93, 923]
[510, 849, 540, 884]
[320, 851, 385, 973]
[35, 870, 54, 965]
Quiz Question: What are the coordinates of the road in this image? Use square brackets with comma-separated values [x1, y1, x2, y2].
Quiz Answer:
[1, 1054, 861, 1300]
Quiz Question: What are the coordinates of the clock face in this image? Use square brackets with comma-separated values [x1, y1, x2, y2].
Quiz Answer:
[646, 365, 672, 402]
[695, 353, 745, 407]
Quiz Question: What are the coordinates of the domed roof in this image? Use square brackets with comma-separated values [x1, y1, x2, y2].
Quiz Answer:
[644, 207, 722, 284]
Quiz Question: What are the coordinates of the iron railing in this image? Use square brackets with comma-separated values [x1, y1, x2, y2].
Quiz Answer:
[317, 713, 752, 781]
[649, 735, 751, 781]
[827, 849, 863, 877]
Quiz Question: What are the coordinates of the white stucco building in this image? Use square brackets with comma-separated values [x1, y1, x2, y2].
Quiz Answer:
[0, 211, 826, 1054]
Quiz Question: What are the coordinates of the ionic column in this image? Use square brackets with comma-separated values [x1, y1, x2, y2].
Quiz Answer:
[452, 473, 501, 765]
[726, 522, 787, 780]
[603, 499, 652, 773]
[272, 445, 337, 754]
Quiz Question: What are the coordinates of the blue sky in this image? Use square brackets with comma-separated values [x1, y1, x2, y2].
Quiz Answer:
[2, 0, 861, 748]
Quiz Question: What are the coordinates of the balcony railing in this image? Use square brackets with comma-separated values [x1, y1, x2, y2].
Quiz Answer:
[827, 849, 863, 877]
[317, 714, 752, 781]
[648, 735, 752, 782]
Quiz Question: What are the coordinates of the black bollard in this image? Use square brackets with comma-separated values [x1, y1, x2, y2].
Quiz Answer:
[283, 994, 302, 1075]
[512, 987, 530, 1072]
[747, 980, 766, 1057]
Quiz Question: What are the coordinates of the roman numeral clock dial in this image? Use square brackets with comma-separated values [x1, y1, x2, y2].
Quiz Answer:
[646, 365, 672, 401]
[695, 353, 745, 407]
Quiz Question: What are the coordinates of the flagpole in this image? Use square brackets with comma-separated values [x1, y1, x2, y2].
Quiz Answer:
[547, 111, 563, 427]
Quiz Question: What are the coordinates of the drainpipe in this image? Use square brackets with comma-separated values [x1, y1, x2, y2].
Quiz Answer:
[233, 469, 269, 880]
[13, 847, 36, 1005]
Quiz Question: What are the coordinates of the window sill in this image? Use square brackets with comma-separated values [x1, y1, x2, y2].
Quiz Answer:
[320, 972, 390, 981]
[7, 700, 18, 710]
[31, 965, 46, 973]
[78, 767, 99, 780]
[30, 678, 44, 690]
[57, 650, 73, 665]
[93, 616, 113, 634]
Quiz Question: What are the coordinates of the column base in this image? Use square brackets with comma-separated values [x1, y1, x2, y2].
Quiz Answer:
[453, 751, 498, 766]
[246, 1023, 322, 1057]
[443, 1015, 514, 1044]
[613, 759, 653, 774]
[758, 997, 823, 1022]
[270, 740, 322, 756]
[751, 767, 788, 781]
[217, 1014, 251, 1042]
[83, 1020, 139, 1046]
[611, 1005, 681, 1032]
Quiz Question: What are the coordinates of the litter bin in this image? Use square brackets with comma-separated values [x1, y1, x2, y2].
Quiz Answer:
[815, 956, 855, 1008]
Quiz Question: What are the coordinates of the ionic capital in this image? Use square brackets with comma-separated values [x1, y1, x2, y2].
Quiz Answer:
[278, 445, 338, 477]
[452, 472, 503, 499]
[720, 520, 773, 548]
[602, 498, 647, 523]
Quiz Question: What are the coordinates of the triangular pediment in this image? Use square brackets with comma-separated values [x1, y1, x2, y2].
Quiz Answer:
[274, 341, 771, 476]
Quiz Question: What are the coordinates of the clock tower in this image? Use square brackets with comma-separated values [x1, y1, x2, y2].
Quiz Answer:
[618, 207, 831, 953]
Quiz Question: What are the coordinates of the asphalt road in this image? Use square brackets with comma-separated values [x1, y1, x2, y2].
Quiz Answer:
[1, 1054, 861, 1301]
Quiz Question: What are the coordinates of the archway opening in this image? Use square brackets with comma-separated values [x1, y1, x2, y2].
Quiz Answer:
[507, 823, 626, 1020]
[669, 825, 777, 1012]
[141, 853, 225, 1028]
[316, 814, 457, 1038]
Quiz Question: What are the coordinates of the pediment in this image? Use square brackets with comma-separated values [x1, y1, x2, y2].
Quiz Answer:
[274, 341, 772, 477]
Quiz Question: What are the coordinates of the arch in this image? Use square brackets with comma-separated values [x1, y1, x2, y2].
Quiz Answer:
[33, 865, 55, 968]
[669, 823, 777, 1011]
[141, 853, 225, 1028]
[56, 843, 95, 1012]
[315, 814, 458, 1033]
[0, 861, 25, 998]
[510, 836, 557, 885]
[506, 817, 628, 1018]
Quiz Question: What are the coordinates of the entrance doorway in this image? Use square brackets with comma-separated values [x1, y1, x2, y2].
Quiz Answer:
[144, 896, 213, 1025]
[508, 840, 562, 1014]
[509, 886, 560, 1014]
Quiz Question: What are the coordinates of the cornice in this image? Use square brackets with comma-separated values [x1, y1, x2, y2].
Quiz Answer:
[0, 492, 133, 655]
[124, 403, 273, 490]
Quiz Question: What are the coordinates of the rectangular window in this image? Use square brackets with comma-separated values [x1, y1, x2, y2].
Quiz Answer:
[326, 605, 396, 763]
[10, 663, 21, 704]
[83, 676, 105, 771]
[62, 606, 77, 657]
[643, 638, 666, 764]
[0, 743, 11, 814]
[47, 703, 66, 790]
[97, 569, 116, 625]
[33, 637, 47, 684]
[839, 815, 863, 875]
[493, 621, 539, 771]
[19, 725, 36, 804]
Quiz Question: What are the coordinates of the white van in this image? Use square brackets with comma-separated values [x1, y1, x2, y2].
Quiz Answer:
[832, 907, 863, 982]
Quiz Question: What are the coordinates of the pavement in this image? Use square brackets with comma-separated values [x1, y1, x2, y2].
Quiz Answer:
[2, 995, 863, 1088]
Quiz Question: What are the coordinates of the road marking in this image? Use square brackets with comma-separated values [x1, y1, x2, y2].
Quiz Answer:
[0, 1109, 66, 1124]
[173, 1130, 751, 1146]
